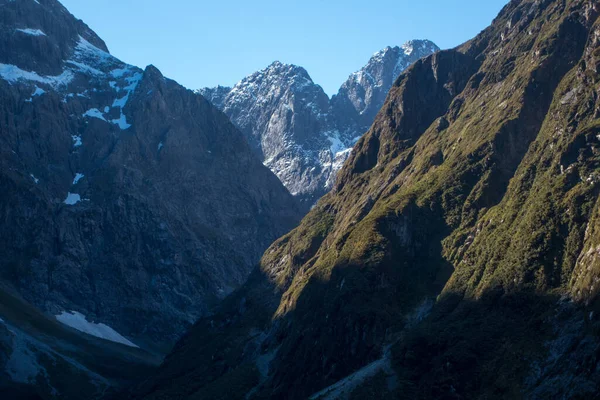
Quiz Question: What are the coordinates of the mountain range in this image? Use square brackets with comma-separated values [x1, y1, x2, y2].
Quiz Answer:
[199, 40, 440, 208]
[2, 0, 600, 399]
[137, 0, 600, 399]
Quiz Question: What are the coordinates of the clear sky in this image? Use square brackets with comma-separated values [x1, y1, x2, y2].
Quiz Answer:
[60, 0, 508, 96]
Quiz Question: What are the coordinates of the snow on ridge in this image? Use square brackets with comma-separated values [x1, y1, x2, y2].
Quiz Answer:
[65, 36, 120, 77]
[0, 63, 73, 88]
[372, 46, 392, 58]
[56, 311, 138, 348]
[402, 41, 415, 56]
[66, 60, 104, 76]
[73, 36, 113, 65]
[16, 28, 46, 37]
[0, 35, 140, 91]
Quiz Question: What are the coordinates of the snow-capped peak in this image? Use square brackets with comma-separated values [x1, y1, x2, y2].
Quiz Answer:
[200, 39, 439, 205]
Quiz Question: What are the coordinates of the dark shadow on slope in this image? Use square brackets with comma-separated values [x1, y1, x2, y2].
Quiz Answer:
[127, 200, 454, 400]
[125, 266, 284, 400]
[389, 290, 600, 400]
[247, 201, 455, 400]
[0, 283, 161, 400]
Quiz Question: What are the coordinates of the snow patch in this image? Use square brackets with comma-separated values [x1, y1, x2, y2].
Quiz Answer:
[0, 63, 73, 88]
[110, 68, 130, 78]
[72, 173, 84, 185]
[82, 108, 106, 121]
[71, 135, 82, 148]
[55, 311, 138, 348]
[108, 69, 141, 130]
[111, 113, 131, 130]
[327, 133, 346, 155]
[71, 36, 114, 72]
[16, 28, 46, 36]
[66, 60, 104, 77]
[32, 87, 45, 97]
[24, 87, 44, 101]
[402, 41, 414, 56]
[63, 193, 81, 205]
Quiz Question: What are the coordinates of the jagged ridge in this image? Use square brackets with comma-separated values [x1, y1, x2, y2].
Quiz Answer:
[198, 40, 439, 207]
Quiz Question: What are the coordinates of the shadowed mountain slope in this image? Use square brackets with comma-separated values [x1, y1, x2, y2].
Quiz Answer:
[0, 0, 301, 358]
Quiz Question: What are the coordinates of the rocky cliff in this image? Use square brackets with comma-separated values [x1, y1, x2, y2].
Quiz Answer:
[138, 1, 600, 399]
[0, 0, 301, 359]
[199, 40, 439, 208]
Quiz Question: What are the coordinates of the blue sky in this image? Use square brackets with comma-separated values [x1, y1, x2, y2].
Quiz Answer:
[60, 0, 508, 96]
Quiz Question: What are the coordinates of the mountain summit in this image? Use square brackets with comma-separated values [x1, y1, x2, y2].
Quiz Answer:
[199, 40, 440, 207]
[332, 40, 440, 135]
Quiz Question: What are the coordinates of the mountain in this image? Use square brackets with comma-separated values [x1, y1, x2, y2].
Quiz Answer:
[0, 0, 300, 372]
[198, 40, 439, 208]
[331, 41, 441, 139]
[137, 0, 600, 399]
[0, 283, 161, 399]
[200, 61, 336, 205]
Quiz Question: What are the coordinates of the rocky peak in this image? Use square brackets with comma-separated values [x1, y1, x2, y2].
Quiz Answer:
[197, 85, 231, 109]
[199, 60, 334, 207]
[0, 0, 108, 75]
[332, 39, 441, 134]
[199, 41, 439, 208]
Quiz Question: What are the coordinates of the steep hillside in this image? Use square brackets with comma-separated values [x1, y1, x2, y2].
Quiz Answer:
[199, 40, 439, 207]
[136, 1, 600, 399]
[0, 0, 300, 357]
[0, 284, 160, 400]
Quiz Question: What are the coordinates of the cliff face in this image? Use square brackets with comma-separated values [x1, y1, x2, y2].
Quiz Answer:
[199, 41, 439, 208]
[0, 0, 301, 354]
[331, 41, 441, 140]
[137, 1, 600, 399]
